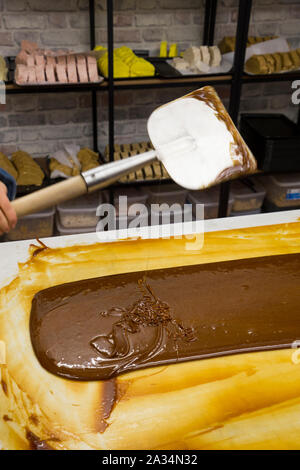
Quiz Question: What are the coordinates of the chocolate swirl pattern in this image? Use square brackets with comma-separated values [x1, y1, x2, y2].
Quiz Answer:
[90, 279, 196, 377]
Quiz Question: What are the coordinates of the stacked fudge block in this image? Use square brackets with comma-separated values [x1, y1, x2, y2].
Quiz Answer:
[15, 40, 100, 85]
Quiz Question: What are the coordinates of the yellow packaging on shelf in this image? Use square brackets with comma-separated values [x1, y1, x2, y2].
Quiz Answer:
[0, 56, 8, 82]
[115, 46, 155, 76]
[115, 46, 133, 60]
[98, 51, 130, 78]
[168, 43, 178, 58]
[130, 57, 155, 77]
[94, 45, 107, 55]
[96, 45, 155, 78]
[160, 41, 168, 57]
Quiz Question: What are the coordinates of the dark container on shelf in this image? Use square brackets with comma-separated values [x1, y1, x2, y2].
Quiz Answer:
[240, 113, 300, 172]
[4, 56, 15, 83]
[262, 198, 300, 213]
[5, 207, 55, 241]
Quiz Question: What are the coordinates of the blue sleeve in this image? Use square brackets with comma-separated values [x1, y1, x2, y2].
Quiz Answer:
[0, 169, 17, 201]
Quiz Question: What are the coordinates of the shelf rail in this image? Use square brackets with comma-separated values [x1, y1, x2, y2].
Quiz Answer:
[218, 0, 253, 218]
[107, 0, 115, 163]
[203, 0, 218, 46]
[89, 0, 98, 152]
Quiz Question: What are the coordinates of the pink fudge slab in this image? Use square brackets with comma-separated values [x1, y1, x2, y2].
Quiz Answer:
[35, 65, 46, 83]
[44, 49, 55, 57]
[15, 65, 29, 84]
[57, 55, 67, 66]
[27, 66, 37, 83]
[56, 64, 68, 83]
[76, 54, 86, 65]
[87, 56, 99, 82]
[46, 56, 56, 66]
[67, 54, 76, 65]
[26, 55, 35, 67]
[45, 64, 56, 82]
[76, 56, 88, 82]
[15, 50, 29, 65]
[21, 40, 38, 53]
[35, 55, 45, 66]
[67, 61, 78, 83]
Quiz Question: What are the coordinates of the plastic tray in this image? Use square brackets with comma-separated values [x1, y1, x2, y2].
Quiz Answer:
[6, 206, 55, 241]
[166, 58, 233, 77]
[57, 191, 104, 228]
[55, 215, 97, 236]
[147, 57, 182, 78]
[15, 77, 104, 87]
[259, 173, 300, 207]
[117, 211, 149, 230]
[149, 203, 192, 226]
[230, 209, 262, 217]
[230, 176, 266, 212]
[95, 207, 149, 232]
[113, 187, 148, 216]
[188, 185, 234, 219]
[141, 183, 188, 207]
[263, 198, 300, 212]
[240, 114, 300, 172]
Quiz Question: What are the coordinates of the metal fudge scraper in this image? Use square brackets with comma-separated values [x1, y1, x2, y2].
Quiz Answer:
[12, 86, 256, 218]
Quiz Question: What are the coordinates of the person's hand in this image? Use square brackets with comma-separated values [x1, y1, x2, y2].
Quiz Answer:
[0, 182, 17, 235]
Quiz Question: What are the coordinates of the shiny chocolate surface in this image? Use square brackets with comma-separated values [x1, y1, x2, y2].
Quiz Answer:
[30, 253, 300, 381]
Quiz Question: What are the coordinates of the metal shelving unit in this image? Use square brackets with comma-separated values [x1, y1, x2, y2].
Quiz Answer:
[219, 0, 252, 217]
[4, 0, 300, 217]
[6, 68, 300, 94]
[6, 69, 300, 95]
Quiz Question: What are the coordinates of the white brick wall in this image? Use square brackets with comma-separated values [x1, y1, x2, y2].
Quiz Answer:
[0, 0, 299, 156]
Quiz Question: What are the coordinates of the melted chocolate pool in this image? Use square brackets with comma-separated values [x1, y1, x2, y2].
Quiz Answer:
[30, 253, 300, 381]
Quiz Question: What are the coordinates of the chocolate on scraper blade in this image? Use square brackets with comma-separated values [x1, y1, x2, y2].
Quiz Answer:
[147, 86, 257, 190]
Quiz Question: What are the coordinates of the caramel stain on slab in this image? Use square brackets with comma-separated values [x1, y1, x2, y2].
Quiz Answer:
[29, 239, 50, 258]
[26, 430, 54, 450]
[29, 414, 39, 426]
[1, 379, 8, 396]
[3, 414, 12, 422]
[95, 379, 117, 433]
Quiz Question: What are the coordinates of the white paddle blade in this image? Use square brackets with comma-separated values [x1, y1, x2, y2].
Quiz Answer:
[147, 86, 257, 191]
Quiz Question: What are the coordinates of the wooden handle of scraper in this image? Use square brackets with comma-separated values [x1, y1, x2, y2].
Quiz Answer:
[12, 175, 87, 218]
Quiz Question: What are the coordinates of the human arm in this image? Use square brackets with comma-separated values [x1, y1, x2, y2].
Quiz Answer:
[0, 169, 17, 234]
